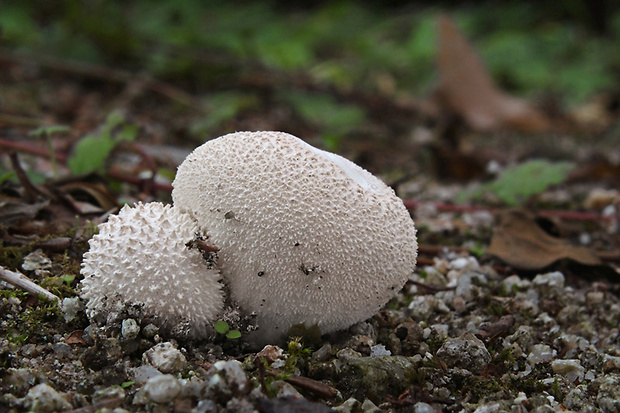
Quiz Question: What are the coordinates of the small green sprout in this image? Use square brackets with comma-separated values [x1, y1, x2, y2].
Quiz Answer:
[214, 320, 241, 339]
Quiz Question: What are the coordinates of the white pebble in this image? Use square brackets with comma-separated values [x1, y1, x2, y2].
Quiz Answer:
[143, 342, 187, 374]
[552, 359, 585, 382]
[527, 344, 557, 366]
[122, 319, 140, 340]
[24, 383, 72, 412]
[137, 374, 181, 404]
[61, 297, 83, 323]
[370, 344, 391, 357]
[533, 272, 565, 289]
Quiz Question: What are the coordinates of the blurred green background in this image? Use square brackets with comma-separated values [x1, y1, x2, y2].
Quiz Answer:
[2, 0, 620, 146]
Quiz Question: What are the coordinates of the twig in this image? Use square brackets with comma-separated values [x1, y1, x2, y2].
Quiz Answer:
[0, 265, 60, 303]
[8, 152, 48, 202]
[266, 369, 339, 400]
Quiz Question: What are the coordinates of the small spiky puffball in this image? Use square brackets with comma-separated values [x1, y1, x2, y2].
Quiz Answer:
[80, 202, 224, 338]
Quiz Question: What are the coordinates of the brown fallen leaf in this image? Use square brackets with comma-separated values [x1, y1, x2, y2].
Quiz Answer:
[436, 15, 551, 133]
[487, 210, 601, 270]
[64, 330, 87, 346]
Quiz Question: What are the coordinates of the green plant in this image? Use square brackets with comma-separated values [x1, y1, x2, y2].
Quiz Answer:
[283, 337, 312, 373]
[459, 159, 574, 206]
[213, 320, 241, 339]
[280, 91, 365, 151]
[67, 111, 138, 175]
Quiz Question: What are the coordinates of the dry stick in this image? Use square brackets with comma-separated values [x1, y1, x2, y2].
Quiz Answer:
[266, 369, 339, 400]
[0, 47, 206, 111]
[8, 152, 48, 202]
[0, 266, 60, 303]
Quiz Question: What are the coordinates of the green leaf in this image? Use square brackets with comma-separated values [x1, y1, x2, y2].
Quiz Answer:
[190, 92, 258, 139]
[0, 172, 16, 184]
[214, 320, 230, 334]
[67, 111, 138, 175]
[281, 91, 365, 150]
[226, 330, 241, 339]
[120, 381, 135, 388]
[487, 160, 575, 206]
[28, 125, 71, 138]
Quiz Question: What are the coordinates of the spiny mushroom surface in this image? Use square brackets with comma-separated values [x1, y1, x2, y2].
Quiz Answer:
[172, 131, 417, 344]
[80, 202, 224, 338]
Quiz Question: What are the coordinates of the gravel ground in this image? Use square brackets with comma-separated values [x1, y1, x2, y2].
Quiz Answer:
[1, 212, 619, 413]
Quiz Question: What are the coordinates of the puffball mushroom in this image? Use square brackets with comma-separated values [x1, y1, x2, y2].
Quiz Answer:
[80, 202, 224, 338]
[172, 131, 417, 344]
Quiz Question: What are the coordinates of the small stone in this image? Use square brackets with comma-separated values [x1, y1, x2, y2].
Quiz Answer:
[143, 342, 186, 374]
[431, 324, 449, 338]
[53, 342, 71, 358]
[133, 365, 162, 385]
[596, 373, 620, 413]
[449, 256, 480, 271]
[473, 402, 503, 413]
[586, 291, 605, 305]
[256, 344, 284, 365]
[271, 380, 304, 398]
[135, 374, 181, 404]
[195, 400, 217, 413]
[338, 356, 416, 404]
[370, 344, 391, 357]
[532, 271, 565, 289]
[603, 354, 620, 371]
[552, 359, 584, 382]
[454, 272, 486, 301]
[61, 297, 83, 323]
[5, 368, 38, 396]
[563, 384, 588, 410]
[502, 275, 530, 291]
[408, 296, 450, 321]
[212, 360, 250, 396]
[142, 324, 160, 338]
[414, 402, 436, 413]
[334, 397, 361, 413]
[312, 344, 332, 362]
[436, 333, 491, 375]
[92, 386, 125, 404]
[527, 344, 557, 366]
[361, 398, 381, 412]
[122, 319, 140, 340]
[22, 250, 52, 271]
[24, 383, 72, 412]
[337, 348, 362, 360]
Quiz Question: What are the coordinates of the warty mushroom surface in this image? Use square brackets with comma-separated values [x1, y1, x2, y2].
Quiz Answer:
[172, 131, 417, 345]
[80, 202, 224, 339]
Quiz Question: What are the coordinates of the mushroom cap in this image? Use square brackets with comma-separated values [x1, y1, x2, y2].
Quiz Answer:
[80, 202, 224, 338]
[172, 131, 417, 344]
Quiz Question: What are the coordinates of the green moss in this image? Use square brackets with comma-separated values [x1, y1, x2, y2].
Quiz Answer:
[2, 295, 60, 344]
[0, 245, 29, 270]
[283, 337, 312, 373]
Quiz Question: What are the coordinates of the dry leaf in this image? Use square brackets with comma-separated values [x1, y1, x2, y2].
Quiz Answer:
[64, 330, 87, 345]
[487, 210, 601, 270]
[436, 15, 550, 133]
